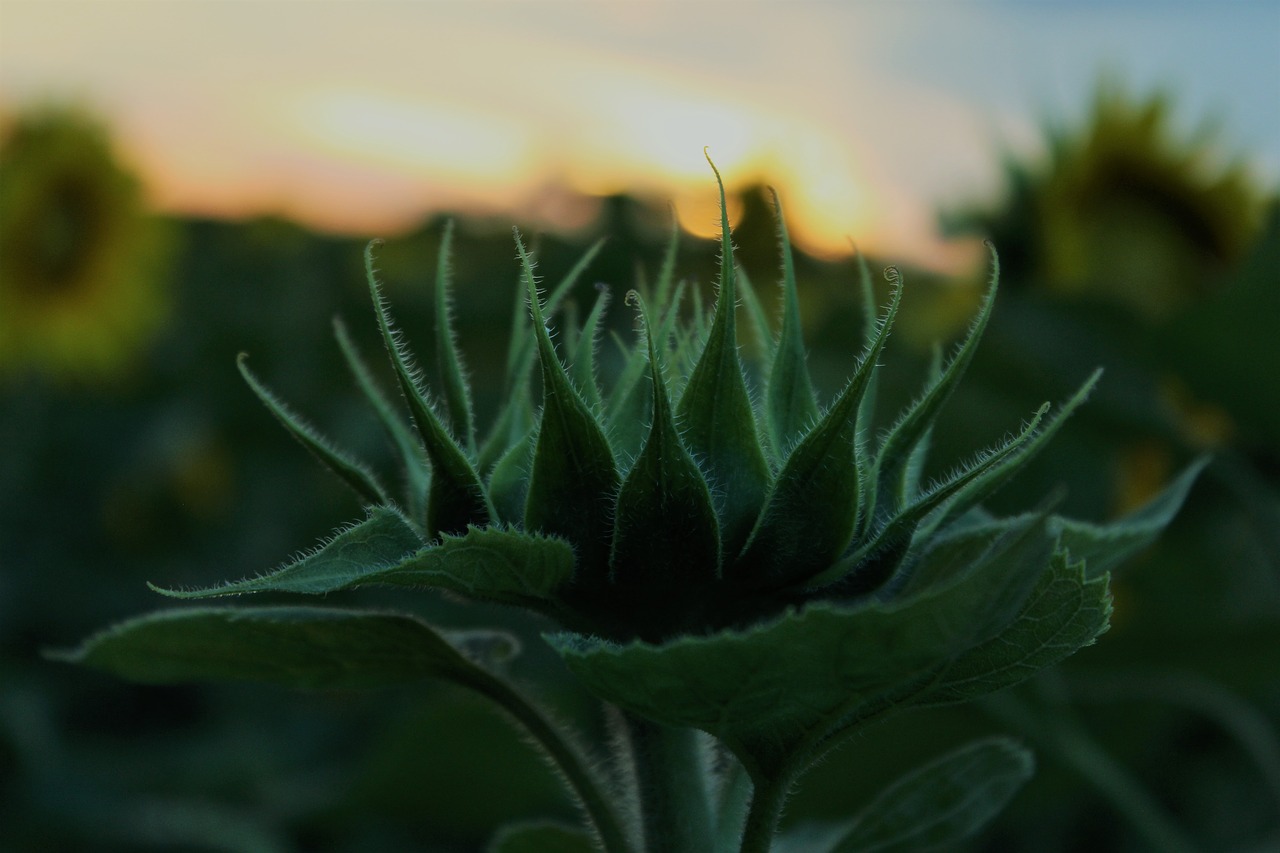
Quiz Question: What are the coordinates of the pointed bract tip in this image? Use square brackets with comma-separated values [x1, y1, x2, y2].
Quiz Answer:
[145, 580, 184, 598]
[983, 240, 1001, 267]
[704, 148, 723, 182]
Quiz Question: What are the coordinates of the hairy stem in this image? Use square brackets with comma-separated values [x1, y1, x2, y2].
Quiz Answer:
[624, 715, 714, 853]
[463, 672, 632, 853]
[739, 773, 789, 853]
[714, 753, 753, 852]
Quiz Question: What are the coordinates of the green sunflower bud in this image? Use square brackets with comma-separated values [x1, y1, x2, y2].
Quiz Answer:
[60, 158, 1205, 853]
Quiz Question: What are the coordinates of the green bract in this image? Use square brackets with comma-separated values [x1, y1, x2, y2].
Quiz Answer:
[60, 159, 1205, 853]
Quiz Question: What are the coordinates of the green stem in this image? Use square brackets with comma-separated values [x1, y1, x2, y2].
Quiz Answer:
[464, 673, 632, 853]
[714, 754, 753, 852]
[739, 773, 789, 853]
[624, 715, 714, 853]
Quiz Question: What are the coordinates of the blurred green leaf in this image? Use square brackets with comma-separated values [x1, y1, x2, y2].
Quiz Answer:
[487, 821, 596, 853]
[825, 737, 1033, 852]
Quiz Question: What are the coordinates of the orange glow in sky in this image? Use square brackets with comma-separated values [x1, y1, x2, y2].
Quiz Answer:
[4, 2, 1275, 273]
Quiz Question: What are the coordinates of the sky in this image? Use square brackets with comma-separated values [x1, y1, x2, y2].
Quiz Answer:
[2, 0, 1278, 269]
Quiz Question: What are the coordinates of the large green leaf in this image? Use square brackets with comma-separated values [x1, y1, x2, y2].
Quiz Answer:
[56, 606, 516, 690]
[516, 232, 619, 573]
[675, 155, 770, 556]
[911, 551, 1112, 707]
[150, 506, 422, 598]
[1050, 456, 1208, 578]
[825, 738, 1033, 852]
[550, 518, 1052, 775]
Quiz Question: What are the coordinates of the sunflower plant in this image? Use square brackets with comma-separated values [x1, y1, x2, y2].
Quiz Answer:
[0, 106, 171, 381]
[58, 159, 1203, 853]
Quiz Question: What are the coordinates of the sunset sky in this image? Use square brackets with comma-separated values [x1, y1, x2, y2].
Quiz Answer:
[3, 0, 1277, 269]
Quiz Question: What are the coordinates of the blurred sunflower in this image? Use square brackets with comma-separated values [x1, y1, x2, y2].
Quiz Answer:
[0, 106, 172, 382]
[954, 83, 1264, 320]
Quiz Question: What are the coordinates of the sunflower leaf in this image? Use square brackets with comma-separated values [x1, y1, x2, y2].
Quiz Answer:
[867, 247, 1000, 529]
[653, 212, 680, 311]
[738, 279, 901, 591]
[736, 264, 776, 366]
[676, 154, 770, 555]
[1050, 456, 1208, 579]
[517, 232, 619, 573]
[333, 316, 430, 523]
[149, 506, 422, 599]
[237, 353, 388, 507]
[570, 283, 611, 413]
[550, 515, 1054, 776]
[824, 738, 1034, 853]
[55, 606, 517, 690]
[488, 428, 534, 526]
[505, 238, 606, 391]
[370, 525, 576, 613]
[765, 188, 820, 456]
[831, 401, 1051, 595]
[911, 550, 1113, 706]
[610, 291, 721, 630]
[433, 220, 477, 454]
[365, 242, 492, 537]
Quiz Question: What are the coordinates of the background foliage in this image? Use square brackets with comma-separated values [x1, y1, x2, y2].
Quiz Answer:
[2, 92, 1277, 851]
